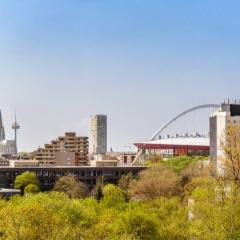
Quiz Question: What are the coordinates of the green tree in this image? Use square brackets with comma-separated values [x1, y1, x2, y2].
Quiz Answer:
[91, 177, 104, 202]
[189, 181, 240, 239]
[118, 173, 134, 200]
[14, 171, 40, 195]
[102, 184, 126, 207]
[59, 199, 98, 239]
[116, 208, 160, 240]
[220, 125, 240, 183]
[129, 166, 180, 200]
[88, 207, 119, 239]
[0, 199, 63, 240]
[92, 183, 103, 202]
[183, 176, 213, 198]
[118, 173, 133, 192]
[54, 175, 88, 199]
[24, 184, 40, 194]
[142, 197, 189, 239]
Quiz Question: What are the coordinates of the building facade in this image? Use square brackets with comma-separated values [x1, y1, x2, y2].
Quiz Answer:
[210, 102, 240, 176]
[0, 140, 17, 156]
[106, 152, 137, 166]
[90, 115, 107, 154]
[0, 166, 146, 190]
[33, 132, 89, 166]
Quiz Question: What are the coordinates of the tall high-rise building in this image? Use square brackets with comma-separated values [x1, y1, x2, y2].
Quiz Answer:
[90, 115, 107, 154]
[0, 110, 5, 141]
[210, 102, 240, 176]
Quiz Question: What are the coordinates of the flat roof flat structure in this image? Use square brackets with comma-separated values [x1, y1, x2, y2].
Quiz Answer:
[134, 137, 209, 151]
[0, 188, 21, 198]
[0, 188, 21, 193]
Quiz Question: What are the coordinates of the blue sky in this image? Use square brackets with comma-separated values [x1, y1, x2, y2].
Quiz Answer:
[0, 0, 240, 151]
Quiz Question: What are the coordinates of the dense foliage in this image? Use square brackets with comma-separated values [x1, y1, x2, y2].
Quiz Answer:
[3, 145, 240, 239]
[1, 179, 240, 239]
[0, 192, 189, 240]
[53, 175, 88, 199]
[14, 171, 40, 195]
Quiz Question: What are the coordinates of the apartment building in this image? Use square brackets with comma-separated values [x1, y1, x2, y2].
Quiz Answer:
[34, 132, 89, 166]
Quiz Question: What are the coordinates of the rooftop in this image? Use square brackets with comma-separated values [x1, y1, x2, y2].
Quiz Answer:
[0, 188, 21, 193]
[135, 137, 209, 147]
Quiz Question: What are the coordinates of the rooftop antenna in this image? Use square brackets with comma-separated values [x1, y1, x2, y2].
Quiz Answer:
[12, 112, 20, 154]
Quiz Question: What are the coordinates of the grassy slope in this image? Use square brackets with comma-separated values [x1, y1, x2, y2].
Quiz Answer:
[163, 155, 208, 173]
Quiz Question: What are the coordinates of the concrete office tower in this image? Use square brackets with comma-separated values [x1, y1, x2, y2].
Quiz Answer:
[90, 115, 107, 154]
[0, 110, 5, 141]
[210, 102, 240, 176]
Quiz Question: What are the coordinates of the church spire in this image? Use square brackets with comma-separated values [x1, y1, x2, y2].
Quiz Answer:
[0, 110, 5, 141]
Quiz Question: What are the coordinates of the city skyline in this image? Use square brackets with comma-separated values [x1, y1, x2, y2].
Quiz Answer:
[1, 1, 240, 151]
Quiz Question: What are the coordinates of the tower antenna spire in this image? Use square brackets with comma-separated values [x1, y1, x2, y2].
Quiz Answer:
[12, 111, 20, 154]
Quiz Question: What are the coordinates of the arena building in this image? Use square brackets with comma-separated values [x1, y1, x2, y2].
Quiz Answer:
[134, 136, 209, 159]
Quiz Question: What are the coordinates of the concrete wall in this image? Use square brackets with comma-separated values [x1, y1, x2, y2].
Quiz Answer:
[210, 112, 226, 175]
[55, 152, 76, 166]
[9, 160, 39, 167]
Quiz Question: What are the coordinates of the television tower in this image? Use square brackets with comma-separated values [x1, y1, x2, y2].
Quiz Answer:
[12, 113, 20, 153]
